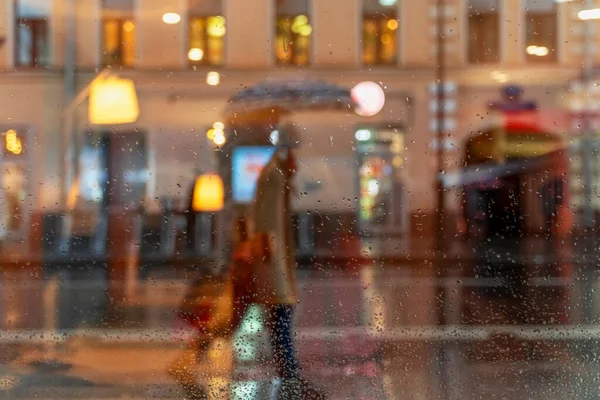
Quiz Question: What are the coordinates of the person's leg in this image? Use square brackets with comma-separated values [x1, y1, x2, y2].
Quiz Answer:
[267, 304, 300, 379]
[167, 338, 211, 400]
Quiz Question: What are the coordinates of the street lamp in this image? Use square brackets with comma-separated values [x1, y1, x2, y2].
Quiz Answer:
[62, 69, 140, 205]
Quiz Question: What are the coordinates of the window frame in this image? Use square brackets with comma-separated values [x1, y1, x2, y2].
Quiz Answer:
[101, 16, 136, 68]
[186, 15, 227, 68]
[14, 17, 49, 68]
[361, 13, 399, 66]
[524, 10, 558, 64]
[274, 14, 313, 67]
[466, 4, 500, 65]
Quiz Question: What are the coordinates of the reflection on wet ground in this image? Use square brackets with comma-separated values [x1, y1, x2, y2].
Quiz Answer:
[0, 247, 599, 399]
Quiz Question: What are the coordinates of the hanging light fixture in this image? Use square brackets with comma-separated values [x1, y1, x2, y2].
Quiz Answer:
[88, 76, 139, 125]
[192, 173, 224, 212]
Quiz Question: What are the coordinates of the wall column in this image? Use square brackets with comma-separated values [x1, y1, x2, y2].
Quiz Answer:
[500, 0, 524, 65]
[311, 0, 360, 68]
[135, 0, 186, 69]
[225, 0, 272, 69]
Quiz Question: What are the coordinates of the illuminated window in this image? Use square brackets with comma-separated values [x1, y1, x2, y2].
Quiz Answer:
[102, 18, 136, 67]
[188, 16, 226, 66]
[362, 0, 398, 65]
[467, 0, 499, 64]
[15, 1, 50, 67]
[275, 0, 311, 66]
[101, 0, 135, 67]
[525, 0, 557, 63]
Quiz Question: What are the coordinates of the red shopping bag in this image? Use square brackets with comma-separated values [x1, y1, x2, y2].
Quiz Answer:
[177, 273, 234, 336]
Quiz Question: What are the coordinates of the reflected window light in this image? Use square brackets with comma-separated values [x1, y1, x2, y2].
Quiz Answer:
[362, 11, 398, 65]
[355, 129, 372, 142]
[213, 132, 226, 146]
[162, 12, 181, 24]
[213, 121, 225, 130]
[206, 71, 220, 86]
[206, 15, 226, 37]
[102, 18, 135, 67]
[188, 47, 204, 61]
[578, 8, 600, 20]
[188, 16, 226, 66]
[275, 1, 312, 66]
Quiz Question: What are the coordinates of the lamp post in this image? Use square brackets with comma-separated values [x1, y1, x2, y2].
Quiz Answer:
[435, 0, 447, 251]
[62, 69, 140, 208]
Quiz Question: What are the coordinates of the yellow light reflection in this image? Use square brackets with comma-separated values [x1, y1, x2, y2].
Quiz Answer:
[188, 47, 204, 61]
[207, 128, 216, 140]
[123, 20, 134, 32]
[213, 121, 224, 130]
[387, 19, 398, 30]
[292, 15, 309, 32]
[5, 130, 22, 155]
[207, 16, 226, 37]
[299, 25, 312, 36]
[213, 132, 226, 146]
[206, 71, 220, 86]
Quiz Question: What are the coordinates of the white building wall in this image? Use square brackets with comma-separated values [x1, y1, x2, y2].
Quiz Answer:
[0, 0, 583, 221]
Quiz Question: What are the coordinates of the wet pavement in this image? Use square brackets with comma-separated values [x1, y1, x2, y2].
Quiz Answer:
[0, 247, 599, 399]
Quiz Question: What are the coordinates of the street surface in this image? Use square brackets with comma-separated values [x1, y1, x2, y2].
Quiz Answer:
[0, 255, 597, 399]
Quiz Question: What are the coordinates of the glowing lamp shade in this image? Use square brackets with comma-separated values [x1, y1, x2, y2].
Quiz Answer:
[351, 81, 385, 117]
[88, 77, 139, 125]
[192, 173, 224, 212]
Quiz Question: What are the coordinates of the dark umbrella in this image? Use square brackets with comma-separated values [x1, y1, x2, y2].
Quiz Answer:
[224, 78, 356, 123]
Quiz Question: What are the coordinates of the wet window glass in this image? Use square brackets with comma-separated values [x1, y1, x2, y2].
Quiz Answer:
[5, 0, 600, 399]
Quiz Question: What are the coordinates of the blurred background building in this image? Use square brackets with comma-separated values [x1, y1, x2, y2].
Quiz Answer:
[0, 0, 594, 249]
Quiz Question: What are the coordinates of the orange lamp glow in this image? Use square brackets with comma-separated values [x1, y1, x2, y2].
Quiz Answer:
[88, 76, 139, 125]
[192, 173, 224, 212]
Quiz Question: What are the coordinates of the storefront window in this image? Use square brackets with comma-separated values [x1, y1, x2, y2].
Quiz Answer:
[355, 126, 406, 234]
[363, 0, 398, 65]
[275, 0, 311, 66]
[525, 0, 557, 63]
[467, 0, 499, 64]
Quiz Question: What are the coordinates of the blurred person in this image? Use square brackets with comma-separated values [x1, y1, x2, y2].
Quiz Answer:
[251, 147, 326, 399]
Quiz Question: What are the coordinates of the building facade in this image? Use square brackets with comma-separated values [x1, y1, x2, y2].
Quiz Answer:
[0, 0, 591, 245]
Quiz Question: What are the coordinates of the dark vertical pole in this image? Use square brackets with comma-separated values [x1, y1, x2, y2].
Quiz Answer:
[435, 0, 447, 252]
[435, 0, 450, 398]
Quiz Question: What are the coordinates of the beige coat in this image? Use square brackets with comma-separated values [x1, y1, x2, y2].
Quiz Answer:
[250, 154, 297, 305]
